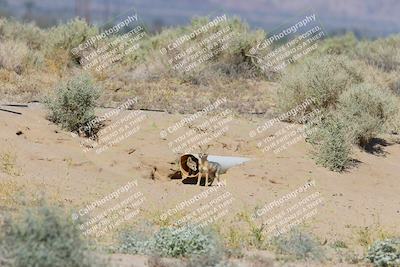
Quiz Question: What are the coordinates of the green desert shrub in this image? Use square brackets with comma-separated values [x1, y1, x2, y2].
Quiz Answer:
[118, 226, 222, 258]
[0, 40, 44, 73]
[308, 114, 352, 171]
[151, 227, 221, 258]
[176, 15, 264, 64]
[366, 238, 400, 267]
[45, 75, 101, 136]
[0, 18, 46, 50]
[318, 32, 357, 56]
[389, 77, 400, 96]
[214, 18, 268, 79]
[0, 204, 100, 267]
[117, 229, 148, 255]
[337, 83, 399, 146]
[149, 16, 265, 81]
[0, 40, 30, 73]
[46, 18, 98, 62]
[200, 17, 265, 77]
[355, 36, 400, 72]
[278, 54, 363, 118]
[270, 228, 324, 261]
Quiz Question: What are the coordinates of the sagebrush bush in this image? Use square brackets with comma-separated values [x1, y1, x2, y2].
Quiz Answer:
[119, 226, 222, 258]
[0, 40, 44, 74]
[337, 83, 399, 146]
[117, 227, 149, 255]
[146, 16, 265, 82]
[45, 75, 101, 135]
[278, 54, 363, 118]
[355, 36, 400, 72]
[46, 18, 98, 63]
[203, 17, 265, 78]
[389, 77, 400, 96]
[152, 227, 221, 257]
[0, 151, 20, 176]
[0, 40, 30, 74]
[184, 16, 265, 64]
[270, 228, 324, 261]
[318, 32, 357, 56]
[119, 15, 267, 83]
[308, 114, 352, 171]
[366, 238, 400, 267]
[0, 204, 100, 267]
[0, 18, 46, 50]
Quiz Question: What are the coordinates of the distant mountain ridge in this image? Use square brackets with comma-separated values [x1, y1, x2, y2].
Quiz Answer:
[2, 0, 400, 37]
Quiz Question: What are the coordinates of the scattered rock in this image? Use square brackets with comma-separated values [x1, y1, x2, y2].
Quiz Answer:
[127, 148, 136, 154]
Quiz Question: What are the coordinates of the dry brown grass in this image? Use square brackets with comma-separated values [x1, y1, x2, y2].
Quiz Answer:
[0, 40, 30, 73]
[0, 72, 58, 102]
[0, 151, 21, 177]
[0, 17, 398, 127]
[352, 224, 395, 249]
[98, 77, 277, 115]
[0, 180, 24, 209]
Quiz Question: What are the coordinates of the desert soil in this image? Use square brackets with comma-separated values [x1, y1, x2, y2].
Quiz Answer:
[0, 103, 399, 265]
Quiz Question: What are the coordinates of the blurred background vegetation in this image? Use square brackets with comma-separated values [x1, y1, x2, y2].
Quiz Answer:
[1, 0, 400, 37]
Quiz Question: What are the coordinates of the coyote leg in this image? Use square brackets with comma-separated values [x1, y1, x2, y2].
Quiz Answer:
[197, 174, 201, 186]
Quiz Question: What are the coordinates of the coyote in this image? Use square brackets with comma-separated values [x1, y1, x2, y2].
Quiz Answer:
[197, 153, 222, 186]
[186, 156, 197, 172]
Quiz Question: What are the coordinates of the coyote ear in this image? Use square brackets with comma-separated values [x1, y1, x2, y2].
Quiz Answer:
[198, 144, 211, 153]
[198, 145, 205, 153]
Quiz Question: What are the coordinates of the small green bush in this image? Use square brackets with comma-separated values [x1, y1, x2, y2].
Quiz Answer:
[318, 32, 357, 56]
[117, 228, 146, 255]
[46, 18, 98, 62]
[119, 226, 222, 258]
[148, 16, 265, 82]
[45, 75, 101, 136]
[366, 238, 400, 267]
[337, 83, 399, 146]
[308, 114, 352, 172]
[151, 227, 220, 257]
[270, 228, 324, 261]
[198, 24, 265, 82]
[355, 36, 400, 72]
[0, 18, 46, 50]
[183, 16, 265, 65]
[0, 40, 30, 73]
[0, 204, 100, 267]
[389, 78, 400, 96]
[278, 54, 363, 117]
[0, 40, 44, 74]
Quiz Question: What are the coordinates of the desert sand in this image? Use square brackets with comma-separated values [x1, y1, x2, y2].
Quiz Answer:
[1, 103, 399, 245]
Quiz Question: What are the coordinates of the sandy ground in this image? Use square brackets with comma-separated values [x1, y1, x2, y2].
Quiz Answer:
[0, 103, 399, 265]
